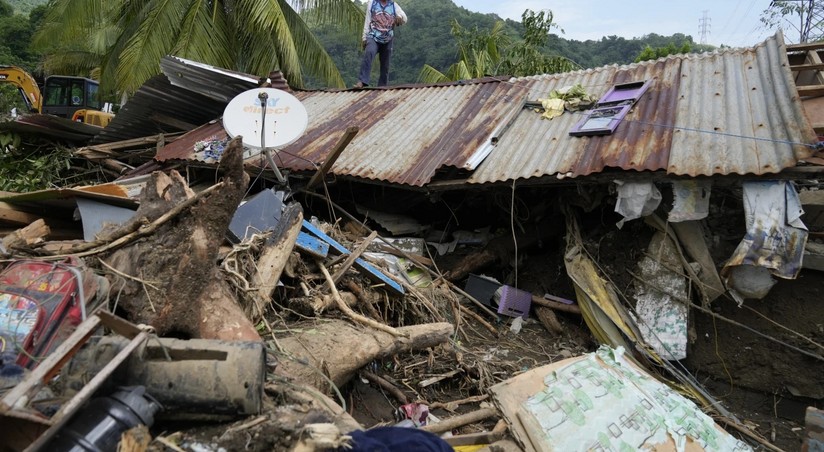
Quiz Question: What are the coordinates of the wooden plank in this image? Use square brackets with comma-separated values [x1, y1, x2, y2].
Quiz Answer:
[24, 332, 150, 452]
[788, 42, 824, 52]
[306, 127, 358, 190]
[80, 132, 183, 153]
[671, 221, 726, 303]
[0, 203, 42, 226]
[302, 220, 404, 295]
[0, 314, 102, 412]
[798, 85, 824, 97]
[330, 230, 378, 285]
[249, 204, 303, 315]
[792, 62, 824, 72]
[97, 310, 143, 339]
[2, 219, 49, 250]
[531, 295, 582, 315]
[296, 231, 329, 258]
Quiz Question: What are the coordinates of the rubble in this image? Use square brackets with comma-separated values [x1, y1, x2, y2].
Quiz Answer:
[1, 35, 824, 452]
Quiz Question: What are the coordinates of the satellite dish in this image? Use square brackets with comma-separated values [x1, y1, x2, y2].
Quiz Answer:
[222, 88, 309, 151]
[222, 88, 309, 184]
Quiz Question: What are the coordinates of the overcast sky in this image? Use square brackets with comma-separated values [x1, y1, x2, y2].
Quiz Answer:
[451, 1, 785, 48]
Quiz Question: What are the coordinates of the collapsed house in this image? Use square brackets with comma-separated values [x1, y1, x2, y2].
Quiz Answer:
[1, 31, 823, 451]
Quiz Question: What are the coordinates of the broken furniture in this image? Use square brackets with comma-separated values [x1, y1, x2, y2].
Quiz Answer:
[0, 311, 150, 451]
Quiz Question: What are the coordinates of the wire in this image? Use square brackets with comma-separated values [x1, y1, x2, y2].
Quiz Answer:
[510, 179, 518, 288]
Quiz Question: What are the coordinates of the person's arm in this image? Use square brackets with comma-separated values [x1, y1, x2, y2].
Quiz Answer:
[362, 0, 373, 41]
[394, 2, 407, 26]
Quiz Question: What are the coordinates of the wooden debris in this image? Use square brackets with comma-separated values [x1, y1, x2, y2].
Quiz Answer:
[530, 295, 581, 315]
[306, 127, 359, 190]
[458, 303, 498, 336]
[248, 203, 303, 319]
[0, 202, 43, 227]
[442, 419, 507, 447]
[318, 260, 403, 337]
[418, 369, 462, 388]
[420, 407, 498, 434]
[361, 370, 409, 404]
[535, 306, 564, 335]
[275, 319, 453, 389]
[2, 219, 49, 252]
[117, 425, 151, 452]
[344, 280, 383, 320]
[310, 291, 358, 313]
[296, 231, 330, 258]
[671, 220, 725, 303]
[303, 220, 404, 296]
[430, 394, 490, 412]
[330, 230, 378, 286]
[101, 137, 260, 341]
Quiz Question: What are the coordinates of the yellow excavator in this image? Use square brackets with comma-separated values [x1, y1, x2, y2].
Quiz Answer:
[0, 66, 114, 127]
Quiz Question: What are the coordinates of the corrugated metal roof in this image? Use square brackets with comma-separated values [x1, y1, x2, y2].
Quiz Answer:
[465, 31, 817, 184]
[90, 56, 270, 145]
[90, 74, 230, 144]
[145, 32, 817, 187]
[160, 56, 288, 102]
[156, 121, 226, 162]
[275, 80, 529, 186]
[0, 114, 101, 143]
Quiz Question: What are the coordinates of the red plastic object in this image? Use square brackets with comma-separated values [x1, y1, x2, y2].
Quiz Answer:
[0, 258, 87, 369]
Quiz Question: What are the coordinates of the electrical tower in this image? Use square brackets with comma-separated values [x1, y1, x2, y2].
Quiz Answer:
[699, 10, 711, 45]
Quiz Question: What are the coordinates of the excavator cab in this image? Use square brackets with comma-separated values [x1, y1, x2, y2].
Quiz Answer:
[42, 76, 101, 118]
[42, 76, 114, 127]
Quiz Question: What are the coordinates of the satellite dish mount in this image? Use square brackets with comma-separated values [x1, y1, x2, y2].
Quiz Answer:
[223, 88, 309, 186]
[257, 91, 286, 184]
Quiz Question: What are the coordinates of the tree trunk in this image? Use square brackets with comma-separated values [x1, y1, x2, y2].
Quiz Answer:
[103, 137, 259, 341]
[275, 319, 453, 390]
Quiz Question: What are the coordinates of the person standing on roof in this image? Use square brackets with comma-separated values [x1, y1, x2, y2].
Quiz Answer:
[355, 0, 407, 88]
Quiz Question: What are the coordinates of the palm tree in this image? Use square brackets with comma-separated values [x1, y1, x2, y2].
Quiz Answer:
[419, 10, 578, 83]
[418, 19, 509, 83]
[32, 0, 364, 93]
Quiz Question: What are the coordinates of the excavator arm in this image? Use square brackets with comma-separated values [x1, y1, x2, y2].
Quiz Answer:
[0, 66, 42, 113]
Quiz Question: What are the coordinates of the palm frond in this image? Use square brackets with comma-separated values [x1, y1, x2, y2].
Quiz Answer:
[116, 0, 192, 93]
[418, 64, 450, 84]
[174, 0, 235, 70]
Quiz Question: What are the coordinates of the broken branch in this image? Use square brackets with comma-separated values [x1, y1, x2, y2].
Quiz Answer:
[44, 182, 225, 259]
[420, 407, 498, 434]
[317, 260, 404, 337]
[361, 370, 409, 404]
[530, 295, 581, 315]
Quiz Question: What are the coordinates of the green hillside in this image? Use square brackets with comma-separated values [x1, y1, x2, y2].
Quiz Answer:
[5, 0, 46, 15]
[311, 0, 714, 87]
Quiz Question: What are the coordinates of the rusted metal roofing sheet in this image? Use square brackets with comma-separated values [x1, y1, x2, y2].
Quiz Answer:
[466, 32, 817, 184]
[0, 113, 101, 143]
[271, 80, 529, 186]
[156, 121, 226, 162]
